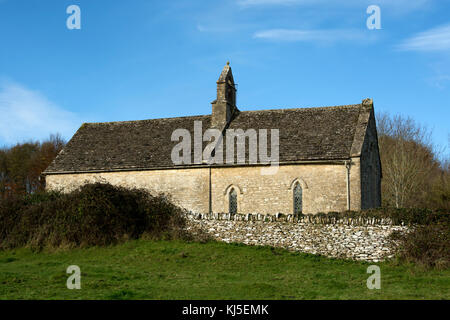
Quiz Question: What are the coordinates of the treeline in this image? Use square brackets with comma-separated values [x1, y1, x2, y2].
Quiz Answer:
[0, 134, 65, 199]
[377, 113, 450, 210]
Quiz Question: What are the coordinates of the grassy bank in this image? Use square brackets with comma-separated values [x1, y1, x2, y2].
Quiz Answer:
[0, 239, 448, 300]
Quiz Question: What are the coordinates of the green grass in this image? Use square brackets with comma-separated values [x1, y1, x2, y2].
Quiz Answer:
[0, 240, 448, 299]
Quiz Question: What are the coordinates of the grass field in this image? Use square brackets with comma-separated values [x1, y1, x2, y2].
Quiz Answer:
[0, 240, 448, 300]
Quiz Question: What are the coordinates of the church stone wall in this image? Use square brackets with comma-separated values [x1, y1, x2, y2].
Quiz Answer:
[45, 168, 210, 213]
[211, 162, 362, 214]
[46, 161, 364, 214]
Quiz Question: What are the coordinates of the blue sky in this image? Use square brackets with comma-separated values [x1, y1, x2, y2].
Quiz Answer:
[0, 0, 449, 158]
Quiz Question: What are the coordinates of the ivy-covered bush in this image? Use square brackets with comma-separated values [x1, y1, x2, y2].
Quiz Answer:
[0, 183, 190, 250]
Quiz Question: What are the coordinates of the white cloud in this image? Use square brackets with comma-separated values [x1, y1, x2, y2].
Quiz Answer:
[0, 80, 81, 145]
[238, 0, 303, 6]
[238, 0, 430, 7]
[397, 24, 450, 51]
[253, 28, 370, 43]
[238, 0, 431, 12]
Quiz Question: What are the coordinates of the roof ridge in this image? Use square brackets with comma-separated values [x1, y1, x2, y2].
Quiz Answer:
[237, 104, 362, 114]
[82, 104, 362, 126]
[84, 114, 211, 126]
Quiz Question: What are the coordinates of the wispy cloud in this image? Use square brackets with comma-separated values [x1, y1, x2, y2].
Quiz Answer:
[197, 24, 241, 33]
[397, 24, 450, 51]
[428, 75, 450, 89]
[238, 0, 303, 6]
[238, 0, 432, 12]
[0, 80, 81, 145]
[238, 0, 430, 6]
[253, 28, 371, 43]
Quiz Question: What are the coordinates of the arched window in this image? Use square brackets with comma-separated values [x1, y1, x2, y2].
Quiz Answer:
[293, 183, 302, 214]
[229, 188, 237, 214]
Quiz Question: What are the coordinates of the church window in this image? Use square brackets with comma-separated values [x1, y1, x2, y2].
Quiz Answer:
[229, 188, 237, 214]
[293, 183, 302, 214]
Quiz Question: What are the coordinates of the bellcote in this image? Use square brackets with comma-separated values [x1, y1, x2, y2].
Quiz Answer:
[211, 61, 239, 129]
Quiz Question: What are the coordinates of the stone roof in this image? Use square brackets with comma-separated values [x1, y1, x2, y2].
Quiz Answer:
[44, 103, 372, 174]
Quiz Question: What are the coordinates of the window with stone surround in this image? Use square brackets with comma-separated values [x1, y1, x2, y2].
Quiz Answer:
[293, 182, 302, 214]
[229, 188, 238, 214]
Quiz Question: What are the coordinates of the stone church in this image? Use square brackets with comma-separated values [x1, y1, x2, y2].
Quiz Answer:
[44, 63, 382, 214]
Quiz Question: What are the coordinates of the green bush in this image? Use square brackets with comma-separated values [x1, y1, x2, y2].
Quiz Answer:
[0, 183, 190, 250]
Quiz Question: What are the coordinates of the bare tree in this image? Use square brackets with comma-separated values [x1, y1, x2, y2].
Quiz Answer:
[426, 155, 450, 210]
[376, 112, 440, 208]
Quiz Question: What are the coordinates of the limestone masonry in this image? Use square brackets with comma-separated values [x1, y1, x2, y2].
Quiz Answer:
[185, 213, 408, 262]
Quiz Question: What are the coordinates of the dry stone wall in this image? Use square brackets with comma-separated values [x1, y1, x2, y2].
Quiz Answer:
[185, 213, 408, 262]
